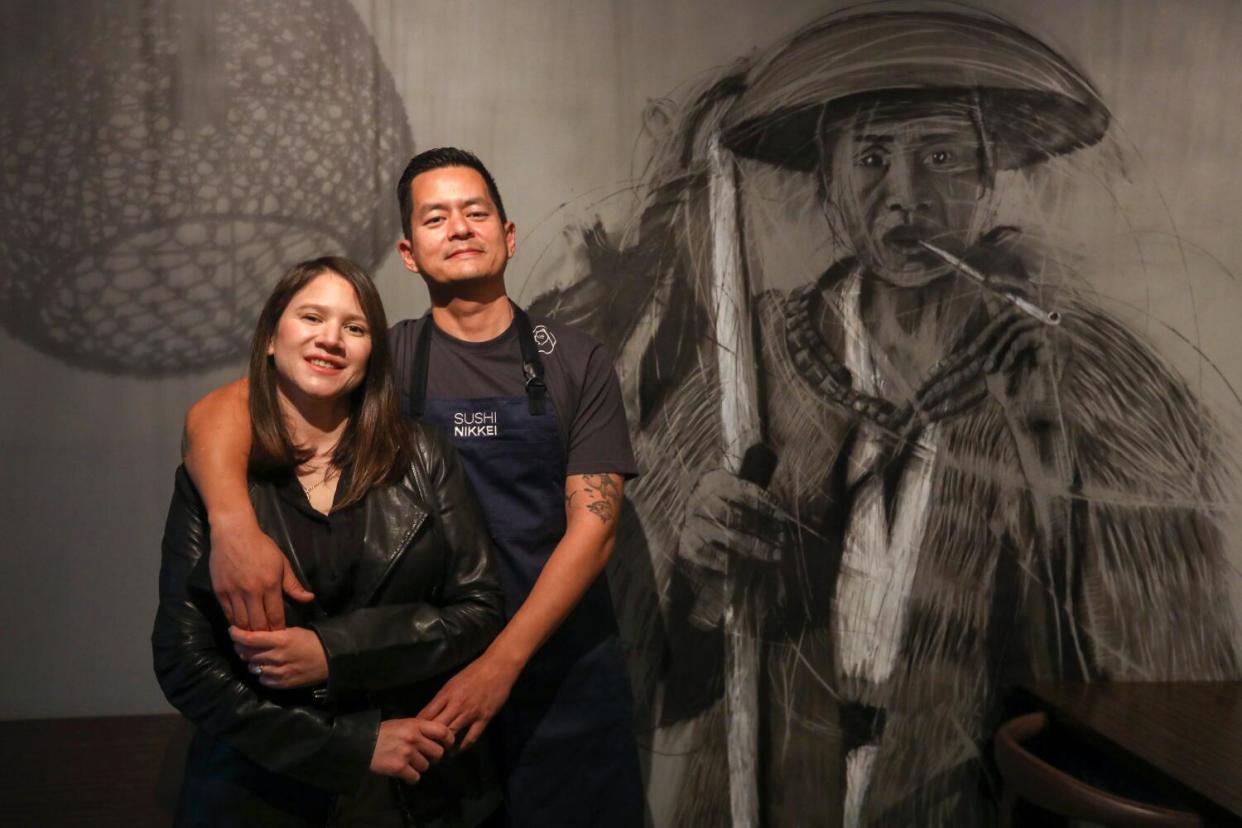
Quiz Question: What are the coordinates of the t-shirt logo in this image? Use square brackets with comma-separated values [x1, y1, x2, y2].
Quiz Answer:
[453, 410, 498, 438]
[532, 324, 556, 355]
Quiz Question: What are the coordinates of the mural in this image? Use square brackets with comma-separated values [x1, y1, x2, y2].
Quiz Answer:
[2, 0, 1239, 821]
[532, 5, 1242, 825]
[0, 0, 410, 375]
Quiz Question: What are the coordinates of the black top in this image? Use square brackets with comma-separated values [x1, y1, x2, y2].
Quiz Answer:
[274, 466, 364, 616]
[272, 465, 404, 820]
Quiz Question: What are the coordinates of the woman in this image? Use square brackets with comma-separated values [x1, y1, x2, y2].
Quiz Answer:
[152, 257, 504, 827]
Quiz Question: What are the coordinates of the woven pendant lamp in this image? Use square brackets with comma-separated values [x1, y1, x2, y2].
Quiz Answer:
[0, 0, 412, 375]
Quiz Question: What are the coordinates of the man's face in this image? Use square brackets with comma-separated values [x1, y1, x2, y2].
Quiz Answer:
[396, 165, 516, 290]
[824, 104, 992, 287]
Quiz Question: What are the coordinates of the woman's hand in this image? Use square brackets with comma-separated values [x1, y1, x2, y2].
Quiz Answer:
[229, 626, 328, 689]
[370, 719, 454, 785]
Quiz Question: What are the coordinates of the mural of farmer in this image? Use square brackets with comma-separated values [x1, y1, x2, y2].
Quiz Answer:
[535, 7, 1240, 826]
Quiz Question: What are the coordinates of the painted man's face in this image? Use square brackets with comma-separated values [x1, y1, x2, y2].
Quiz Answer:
[824, 103, 993, 287]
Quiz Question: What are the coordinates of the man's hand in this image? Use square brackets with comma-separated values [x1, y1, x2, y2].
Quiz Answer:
[369, 719, 453, 785]
[966, 226, 1048, 383]
[676, 468, 791, 629]
[910, 230, 1049, 426]
[229, 625, 328, 689]
[183, 377, 313, 630]
[418, 651, 521, 750]
[209, 517, 314, 631]
[412, 471, 625, 751]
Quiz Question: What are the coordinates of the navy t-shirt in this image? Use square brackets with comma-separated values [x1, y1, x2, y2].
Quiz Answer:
[388, 314, 638, 479]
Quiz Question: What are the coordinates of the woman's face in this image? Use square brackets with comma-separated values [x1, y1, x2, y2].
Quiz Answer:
[267, 271, 372, 409]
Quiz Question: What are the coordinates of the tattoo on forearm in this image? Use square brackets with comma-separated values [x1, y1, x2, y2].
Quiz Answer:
[566, 473, 622, 525]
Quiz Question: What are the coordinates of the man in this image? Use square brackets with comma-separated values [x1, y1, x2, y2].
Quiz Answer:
[184, 147, 644, 826]
[537, 10, 1240, 826]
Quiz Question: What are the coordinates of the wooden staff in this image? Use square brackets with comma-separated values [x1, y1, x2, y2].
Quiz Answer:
[706, 134, 778, 828]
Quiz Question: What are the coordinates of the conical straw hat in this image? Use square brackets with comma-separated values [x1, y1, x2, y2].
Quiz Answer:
[721, 9, 1109, 172]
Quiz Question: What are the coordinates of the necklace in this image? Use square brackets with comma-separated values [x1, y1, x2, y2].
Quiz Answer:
[300, 466, 335, 496]
[782, 278, 903, 428]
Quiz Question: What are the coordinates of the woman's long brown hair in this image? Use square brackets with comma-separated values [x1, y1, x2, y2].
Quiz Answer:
[247, 256, 411, 508]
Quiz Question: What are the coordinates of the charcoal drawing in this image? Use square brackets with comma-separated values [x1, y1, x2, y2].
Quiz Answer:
[533, 7, 1241, 825]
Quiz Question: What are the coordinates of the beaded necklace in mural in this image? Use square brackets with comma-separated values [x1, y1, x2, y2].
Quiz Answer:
[781, 265, 1004, 438]
[783, 276, 900, 429]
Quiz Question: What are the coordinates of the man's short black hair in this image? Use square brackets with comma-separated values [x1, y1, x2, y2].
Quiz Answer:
[396, 147, 508, 239]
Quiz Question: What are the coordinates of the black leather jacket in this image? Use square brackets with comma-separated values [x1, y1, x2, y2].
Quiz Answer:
[152, 422, 504, 827]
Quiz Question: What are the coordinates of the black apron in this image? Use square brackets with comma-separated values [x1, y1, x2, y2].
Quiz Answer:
[408, 305, 643, 827]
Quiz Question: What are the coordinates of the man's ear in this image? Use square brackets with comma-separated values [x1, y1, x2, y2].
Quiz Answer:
[397, 237, 420, 275]
[504, 220, 517, 258]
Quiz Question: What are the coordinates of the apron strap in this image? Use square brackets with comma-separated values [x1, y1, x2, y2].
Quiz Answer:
[408, 310, 435, 418]
[511, 303, 547, 416]
[406, 302, 547, 417]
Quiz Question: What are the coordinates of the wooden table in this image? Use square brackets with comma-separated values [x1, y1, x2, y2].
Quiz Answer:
[1020, 682, 1242, 825]
[0, 714, 190, 828]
